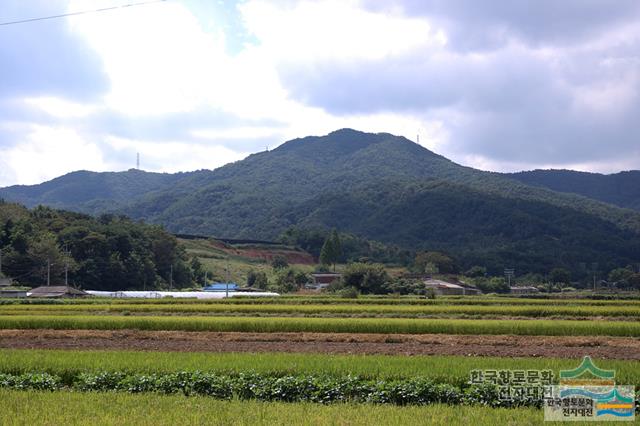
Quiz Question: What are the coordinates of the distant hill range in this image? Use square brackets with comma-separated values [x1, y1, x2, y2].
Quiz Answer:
[0, 169, 189, 215]
[2, 129, 639, 274]
[507, 169, 640, 211]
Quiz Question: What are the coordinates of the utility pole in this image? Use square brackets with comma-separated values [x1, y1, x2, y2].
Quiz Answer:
[225, 262, 230, 298]
[169, 264, 173, 290]
[0, 248, 3, 277]
[64, 249, 70, 287]
[47, 259, 51, 287]
[504, 268, 515, 287]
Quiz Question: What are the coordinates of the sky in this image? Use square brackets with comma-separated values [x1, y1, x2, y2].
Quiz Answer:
[0, 0, 639, 186]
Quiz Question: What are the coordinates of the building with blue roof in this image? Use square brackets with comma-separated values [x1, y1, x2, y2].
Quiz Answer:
[203, 283, 239, 292]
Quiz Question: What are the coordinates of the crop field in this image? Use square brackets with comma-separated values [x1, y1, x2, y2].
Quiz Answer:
[2, 314, 640, 336]
[2, 349, 640, 386]
[2, 301, 640, 318]
[4, 295, 640, 306]
[1, 296, 638, 424]
[0, 390, 545, 426]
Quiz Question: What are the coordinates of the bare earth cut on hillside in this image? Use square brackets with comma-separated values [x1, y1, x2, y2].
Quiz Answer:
[1, 329, 639, 359]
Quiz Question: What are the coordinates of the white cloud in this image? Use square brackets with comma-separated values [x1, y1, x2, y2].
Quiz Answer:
[1, 0, 638, 187]
[24, 97, 97, 118]
[240, 0, 445, 63]
[0, 125, 108, 185]
[68, 0, 230, 115]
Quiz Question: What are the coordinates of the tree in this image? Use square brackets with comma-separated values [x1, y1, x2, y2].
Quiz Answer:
[608, 267, 634, 289]
[247, 270, 268, 290]
[27, 233, 67, 285]
[246, 270, 258, 287]
[190, 257, 204, 285]
[465, 266, 487, 278]
[549, 268, 571, 286]
[272, 268, 298, 293]
[414, 251, 456, 274]
[271, 255, 289, 270]
[476, 276, 510, 294]
[319, 230, 342, 271]
[341, 262, 389, 294]
[294, 271, 309, 287]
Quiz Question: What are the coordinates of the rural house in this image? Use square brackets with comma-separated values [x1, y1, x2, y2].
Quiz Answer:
[510, 286, 540, 295]
[28, 286, 88, 298]
[423, 279, 481, 296]
[308, 273, 342, 290]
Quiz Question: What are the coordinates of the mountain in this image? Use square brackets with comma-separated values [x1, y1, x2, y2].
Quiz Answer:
[2, 129, 640, 275]
[0, 169, 191, 215]
[507, 169, 640, 211]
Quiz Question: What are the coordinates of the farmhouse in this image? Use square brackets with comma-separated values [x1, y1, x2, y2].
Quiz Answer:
[510, 286, 540, 295]
[0, 289, 27, 298]
[424, 279, 481, 296]
[0, 275, 28, 298]
[28, 285, 88, 298]
[308, 273, 342, 289]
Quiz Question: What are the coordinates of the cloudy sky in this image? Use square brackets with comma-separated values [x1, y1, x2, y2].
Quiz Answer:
[0, 0, 639, 186]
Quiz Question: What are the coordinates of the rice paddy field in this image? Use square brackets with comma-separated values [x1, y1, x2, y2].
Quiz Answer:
[0, 390, 546, 426]
[1, 295, 639, 425]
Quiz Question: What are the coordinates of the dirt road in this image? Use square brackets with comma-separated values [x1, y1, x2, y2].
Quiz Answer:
[1, 329, 638, 359]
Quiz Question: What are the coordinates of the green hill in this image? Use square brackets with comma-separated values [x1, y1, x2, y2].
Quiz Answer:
[2, 129, 639, 275]
[508, 169, 640, 211]
[0, 169, 190, 215]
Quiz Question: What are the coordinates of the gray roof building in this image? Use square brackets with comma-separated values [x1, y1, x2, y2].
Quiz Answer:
[28, 286, 88, 298]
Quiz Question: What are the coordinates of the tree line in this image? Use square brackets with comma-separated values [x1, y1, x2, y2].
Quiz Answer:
[0, 202, 197, 291]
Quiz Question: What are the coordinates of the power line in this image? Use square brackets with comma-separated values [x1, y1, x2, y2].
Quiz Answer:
[0, 0, 167, 27]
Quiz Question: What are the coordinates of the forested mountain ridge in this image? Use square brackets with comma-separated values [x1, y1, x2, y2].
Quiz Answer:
[507, 169, 640, 211]
[115, 129, 640, 237]
[1, 129, 639, 275]
[0, 169, 194, 215]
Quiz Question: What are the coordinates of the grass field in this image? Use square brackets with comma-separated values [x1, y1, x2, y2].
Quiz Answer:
[5, 295, 640, 305]
[1, 314, 640, 336]
[2, 296, 638, 424]
[0, 390, 547, 426]
[1, 302, 639, 318]
[1, 349, 639, 386]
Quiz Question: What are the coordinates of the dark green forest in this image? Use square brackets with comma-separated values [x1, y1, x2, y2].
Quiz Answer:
[0, 201, 195, 290]
[508, 169, 640, 211]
